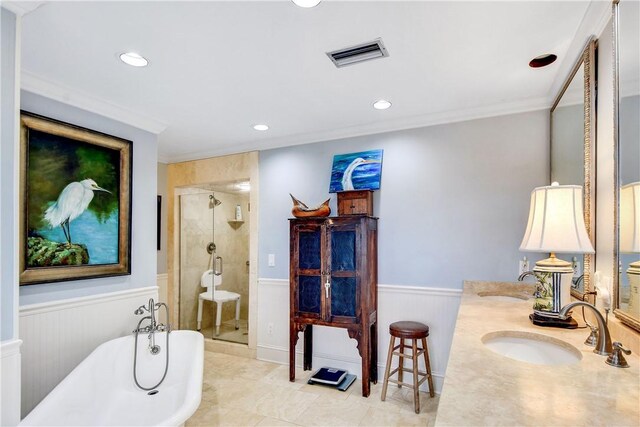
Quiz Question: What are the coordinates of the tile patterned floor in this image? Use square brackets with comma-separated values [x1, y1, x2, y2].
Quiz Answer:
[186, 351, 439, 427]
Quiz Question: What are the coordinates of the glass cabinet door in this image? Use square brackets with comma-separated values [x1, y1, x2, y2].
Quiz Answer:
[294, 225, 323, 318]
[328, 225, 358, 321]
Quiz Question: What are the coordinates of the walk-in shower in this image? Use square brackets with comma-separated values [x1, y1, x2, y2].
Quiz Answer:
[178, 182, 250, 344]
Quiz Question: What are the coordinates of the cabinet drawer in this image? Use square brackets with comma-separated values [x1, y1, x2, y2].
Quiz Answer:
[337, 190, 373, 216]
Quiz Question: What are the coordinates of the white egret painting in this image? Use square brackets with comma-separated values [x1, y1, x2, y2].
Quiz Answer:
[329, 149, 383, 193]
[20, 112, 132, 285]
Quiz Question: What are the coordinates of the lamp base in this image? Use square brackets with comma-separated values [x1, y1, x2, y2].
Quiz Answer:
[529, 313, 578, 329]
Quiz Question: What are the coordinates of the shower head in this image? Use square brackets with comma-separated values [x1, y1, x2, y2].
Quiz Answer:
[209, 194, 222, 207]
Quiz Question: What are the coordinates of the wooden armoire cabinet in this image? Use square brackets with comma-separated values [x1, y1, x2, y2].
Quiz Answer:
[289, 215, 378, 397]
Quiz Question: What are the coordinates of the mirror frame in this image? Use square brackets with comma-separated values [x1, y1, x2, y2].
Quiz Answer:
[612, 0, 640, 332]
[550, 37, 597, 300]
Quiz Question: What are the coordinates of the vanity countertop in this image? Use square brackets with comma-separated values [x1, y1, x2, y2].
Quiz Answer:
[435, 281, 640, 426]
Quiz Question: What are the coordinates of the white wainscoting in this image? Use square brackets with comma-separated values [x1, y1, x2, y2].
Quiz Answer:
[256, 278, 462, 394]
[1, 339, 23, 426]
[19, 286, 158, 418]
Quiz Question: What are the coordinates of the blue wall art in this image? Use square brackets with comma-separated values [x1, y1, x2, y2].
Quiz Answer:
[329, 149, 384, 193]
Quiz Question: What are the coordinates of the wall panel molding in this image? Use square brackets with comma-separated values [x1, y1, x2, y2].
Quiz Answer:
[20, 286, 158, 316]
[19, 286, 158, 418]
[256, 278, 461, 394]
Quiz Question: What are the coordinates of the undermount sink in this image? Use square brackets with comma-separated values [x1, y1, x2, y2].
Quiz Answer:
[476, 291, 530, 301]
[482, 331, 582, 365]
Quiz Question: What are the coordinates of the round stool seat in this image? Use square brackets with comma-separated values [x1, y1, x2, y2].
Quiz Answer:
[389, 321, 429, 339]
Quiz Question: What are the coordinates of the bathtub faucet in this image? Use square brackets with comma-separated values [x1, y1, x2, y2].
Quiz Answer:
[133, 298, 171, 355]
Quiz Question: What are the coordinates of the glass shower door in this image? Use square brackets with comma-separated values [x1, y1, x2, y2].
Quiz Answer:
[179, 191, 215, 339]
[178, 187, 250, 344]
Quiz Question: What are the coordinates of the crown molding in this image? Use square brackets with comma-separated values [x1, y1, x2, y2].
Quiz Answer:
[21, 70, 168, 135]
[547, 0, 612, 102]
[162, 95, 549, 163]
[1, 1, 44, 16]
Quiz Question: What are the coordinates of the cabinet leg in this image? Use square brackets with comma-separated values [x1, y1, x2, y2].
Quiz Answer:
[361, 329, 371, 397]
[303, 325, 313, 371]
[370, 323, 378, 384]
[289, 321, 296, 382]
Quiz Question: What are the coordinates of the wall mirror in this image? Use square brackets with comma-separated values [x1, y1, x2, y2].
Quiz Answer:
[614, 0, 640, 331]
[550, 37, 596, 299]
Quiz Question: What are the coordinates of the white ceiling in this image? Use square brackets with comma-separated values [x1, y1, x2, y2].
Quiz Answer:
[19, 1, 603, 162]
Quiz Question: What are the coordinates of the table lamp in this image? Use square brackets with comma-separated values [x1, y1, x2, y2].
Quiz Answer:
[520, 183, 595, 327]
[620, 182, 640, 316]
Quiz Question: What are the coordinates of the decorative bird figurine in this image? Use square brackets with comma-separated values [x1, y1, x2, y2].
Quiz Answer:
[341, 157, 378, 191]
[44, 179, 111, 245]
[290, 194, 331, 218]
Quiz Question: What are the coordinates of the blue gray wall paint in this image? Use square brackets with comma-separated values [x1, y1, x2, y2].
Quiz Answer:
[259, 110, 549, 287]
[19, 92, 158, 305]
[1, 8, 18, 341]
[620, 95, 639, 186]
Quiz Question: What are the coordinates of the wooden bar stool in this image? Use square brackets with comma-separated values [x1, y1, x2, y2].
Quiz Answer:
[381, 321, 435, 414]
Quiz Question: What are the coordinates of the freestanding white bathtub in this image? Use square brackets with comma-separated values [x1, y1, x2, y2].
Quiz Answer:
[21, 330, 204, 426]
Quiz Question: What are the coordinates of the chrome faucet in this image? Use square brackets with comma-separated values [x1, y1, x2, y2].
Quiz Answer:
[558, 301, 613, 356]
[518, 270, 536, 281]
[572, 274, 585, 289]
[133, 298, 171, 355]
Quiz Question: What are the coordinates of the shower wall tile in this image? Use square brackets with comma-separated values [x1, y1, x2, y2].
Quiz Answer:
[179, 191, 250, 336]
[167, 151, 258, 348]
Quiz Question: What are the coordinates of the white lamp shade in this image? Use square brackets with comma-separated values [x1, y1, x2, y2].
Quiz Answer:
[520, 184, 594, 254]
[620, 182, 640, 253]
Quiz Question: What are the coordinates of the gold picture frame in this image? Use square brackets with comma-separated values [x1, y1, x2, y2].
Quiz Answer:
[19, 112, 132, 285]
[549, 37, 597, 300]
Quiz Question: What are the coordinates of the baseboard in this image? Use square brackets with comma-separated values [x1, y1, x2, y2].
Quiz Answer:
[1, 339, 23, 426]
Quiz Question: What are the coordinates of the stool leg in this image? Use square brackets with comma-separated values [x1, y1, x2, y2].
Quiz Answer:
[380, 336, 395, 401]
[398, 338, 404, 388]
[422, 337, 435, 398]
[412, 339, 420, 414]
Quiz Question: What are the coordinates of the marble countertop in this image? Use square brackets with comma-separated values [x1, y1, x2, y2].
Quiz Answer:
[435, 281, 640, 426]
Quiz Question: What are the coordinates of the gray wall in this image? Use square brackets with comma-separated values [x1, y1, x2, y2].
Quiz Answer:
[619, 95, 640, 287]
[1, 8, 17, 341]
[620, 95, 640, 186]
[157, 162, 168, 274]
[551, 103, 584, 186]
[19, 92, 158, 305]
[259, 110, 549, 287]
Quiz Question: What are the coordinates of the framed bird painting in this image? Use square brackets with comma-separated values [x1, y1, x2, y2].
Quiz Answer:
[329, 149, 384, 193]
[19, 111, 132, 285]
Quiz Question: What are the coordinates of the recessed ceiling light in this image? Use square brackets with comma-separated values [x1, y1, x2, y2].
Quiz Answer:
[529, 54, 557, 68]
[292, 0, 321, 8]
[373, 100, 392, 110]
[119, 52, 149, 67]
[253, 124, 269, 131]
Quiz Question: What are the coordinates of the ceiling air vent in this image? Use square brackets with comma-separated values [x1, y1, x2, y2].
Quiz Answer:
[326, 38, 389, 68]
